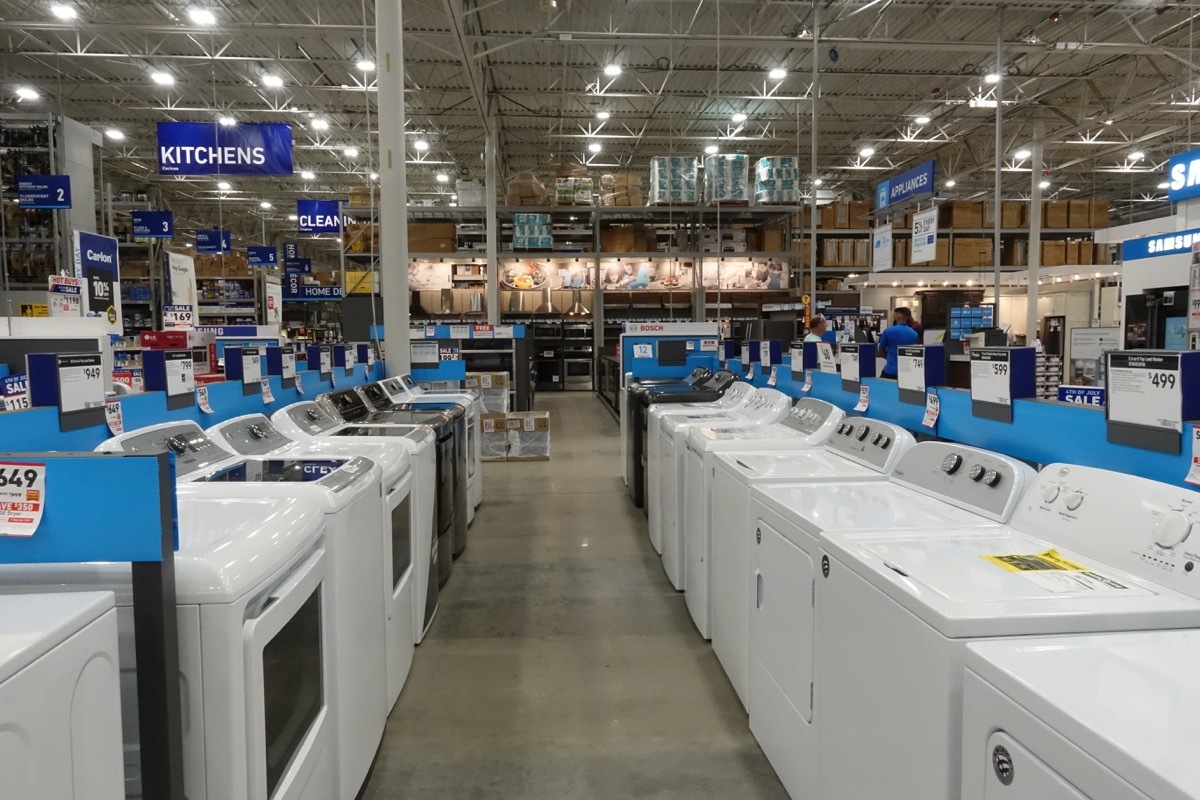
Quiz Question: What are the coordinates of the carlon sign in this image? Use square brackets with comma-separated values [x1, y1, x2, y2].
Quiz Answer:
[1123, 227, 1200, 261]
[156, 121, 294, 175]
[1167, 148, 1200, 203]
[297, 199, 344, 234]
[875, 160, 936, 211]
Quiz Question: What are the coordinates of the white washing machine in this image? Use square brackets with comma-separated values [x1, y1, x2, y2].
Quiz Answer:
[681, 398, 846, 639]
[660, 388, 794, 591]
[0, 591, 123, 800]
[100, 423, 383, 800]
[708, 416, 916, 709]
[963, 629, 1200, 800]
[646, 381, 756, 554]
[207, 413, 417, 711]
[0, 494, 334, 800]
[376, 374, 483, 513]
[748, 441, 1036, 800]
[816, 463, 1200, 800]
[272, 400, 442, 638]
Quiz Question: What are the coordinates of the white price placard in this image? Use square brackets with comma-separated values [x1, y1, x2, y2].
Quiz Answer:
[196, 384, 214, 413]
[57, 354, 105, 414]
[768, 366, 778, 387]
[872, 224, 893, 272]
[802, 372, 813, 392]
[841, 349, 861, 383]
[164, 352, 195, 396]
[473, 325, 494, 340]
[790, 347, 803, 370]
[261, 378, 275, 404]
[633, 343, 653, 359]
[701, 339, 718, 352]
[319, 349, 332, 375]
[345, 348, 356, 371]
[1186, 429, 1200, 487]
[970, 349, 1013, 406]
[759, 341, 773, 366]
[911, 207, 939, 263]
[281, 349, 296, 381]
[898, 346, 926, 393]
[104, 399, 123, 435]
[854, 385, 870, 412]
[449, 324, 471, 339]
[817, 343, 838, 374]
[241, 348, 262, 385]
[1107, 352, 1183, 432]
[0, 461, 45, 537]
[922, 392, 940, 428]
[1191, 245, 1200, 330]
[494, 325, 515, 339]
[740, 343, 751, 365]
[367, 348, 376, 367]
[162, 305, 194, 328]
[410, 327, 426, 340]
[410, 342, 438, 364]
[295, 372, 304, 395]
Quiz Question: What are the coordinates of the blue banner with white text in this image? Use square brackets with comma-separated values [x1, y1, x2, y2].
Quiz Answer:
[297, 199, 343, 234]
[157, 121, 294, 175]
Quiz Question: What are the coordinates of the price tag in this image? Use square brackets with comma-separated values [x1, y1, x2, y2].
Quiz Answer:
[854, 385, 870, 412]
[48, 275, 82, 317]
[790, 347, 803, 370]
[759, 341, 773, 366]
[196, 384, 214, 414]
[345, 348, 356, 372]
[261, 378, 275, 404]
[841, 349, 861, 383]
[633, 343, 653, 359]
[104, 399, 124, 436]
[816, 343, 838, 374]
[524, 417, 536, 432]
[57, 354, 105, 414]
[410, 342, 438, 364]
[923, 392, 940, 428]
[410, 327, 426, 340]
[319, 349, 332, 375]
[481, 374, 493, 389]
[740, 343, 751, 365]
[162, 305, 194, 328]
[281, 348, 296, 381]
[473, 325, 494, 340]
[898, 346, 926, 393]
[483, 418, 496, 433]
[1, 375, 30, 412]
[449, 324, 471, 339]
[1108, 352, 1183, 432]
[701, 339, 718, 352]
[767, 366, 778, 387]
[164, 351, 195, 396]
[686, 340, 695, 351]
[1186, 429, 1200, 487]
[494, 325, 515, 339]
[241, 348, 262, 385]
[802, 372, 813, 392]
[367, 349, 376, 367]
[970, 349, 1013, 407]
[295, 372, 304, 395]
[0, 461, 45, 537]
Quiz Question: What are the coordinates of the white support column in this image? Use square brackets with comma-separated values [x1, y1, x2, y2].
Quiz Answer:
[376, 0, 410, 373]
[485, 130, 499, 324]
[1026, 122, 1045, 344]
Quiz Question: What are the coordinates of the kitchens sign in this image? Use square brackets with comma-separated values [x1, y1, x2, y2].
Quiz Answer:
[157, 121, 294, 175]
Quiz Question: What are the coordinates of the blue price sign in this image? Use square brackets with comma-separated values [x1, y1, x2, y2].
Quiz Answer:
[1058, 386, 1106, 407]
[247, 246, 277, 267]
[284, 257, 312, 275]
[132, 210, 174, 238]
[18, 175, 71, 209]
[297, 199, 343, 234]
[283, 273, 342, 300]
[283, 242, 299, 260]
[196, 230, 232, 254]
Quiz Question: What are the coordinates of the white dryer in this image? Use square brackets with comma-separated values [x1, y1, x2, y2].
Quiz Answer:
[646, 381, 756, 554]
[963, 629, 1200, 800]
[708, 416, 915, 709]
[0, 592, 123, 800]
[660, 388, 794, 591]
[207, 412, 417, 711]
[748, 441, 1036, 800]
[0, 494, 334, 800]
[100, 423, 383, 800]
[816, 463, 1200, 800]
[681, 398, 846, 639]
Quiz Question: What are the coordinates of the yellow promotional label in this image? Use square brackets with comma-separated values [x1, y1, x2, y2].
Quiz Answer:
[982, 548, 1088, 573]
[18, 303, 48, 317]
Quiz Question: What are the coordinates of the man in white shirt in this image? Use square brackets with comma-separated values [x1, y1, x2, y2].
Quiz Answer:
[804, 314, 828, 343]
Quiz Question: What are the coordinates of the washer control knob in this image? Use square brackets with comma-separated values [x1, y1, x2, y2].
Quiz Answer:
[165, 435, 188, 454]
[1154, 511, 1192, 549]
[844, 426, 854, 437]
[856, 425, 871, 441]
[968, 465, 986, 482]
[872, 433, 883, 446]
[1064, 493, 1084, 511]
[879, 435, 891, 449]
[1042, 485, 1061, 504]
[304, 408, 321, 421]
[942, 454, 963, 474]
[836, 423, 846, 435]
[248, 424, 266, 440]
[983, 469, 1002, 487]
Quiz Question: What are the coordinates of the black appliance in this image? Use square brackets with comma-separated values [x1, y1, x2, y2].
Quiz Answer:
[562, 343, 594, 391]
[1125, 285, 1189, 350]
[533, 323, 564, 392]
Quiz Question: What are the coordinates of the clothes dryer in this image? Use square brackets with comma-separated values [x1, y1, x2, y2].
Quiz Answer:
[621, 366, 710, 487]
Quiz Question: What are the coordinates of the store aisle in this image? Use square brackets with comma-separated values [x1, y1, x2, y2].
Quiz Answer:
[362, 393, 788, 799]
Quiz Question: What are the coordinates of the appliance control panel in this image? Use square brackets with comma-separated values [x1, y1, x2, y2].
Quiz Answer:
[826, 417, 917, 471]
[359, 382, 393, 410]
[283, 402, 343, 435]
[739, 389, 793, 421]
[321, 388, 373, 422]
[780, 398, 846, 437]
[701, 370, 739, 392]
[102, 422, 233, 476]
[213, 415, 295, 456]
[1012, 463, 1200, 597]
[889, 441, 1037, 522]
[382, 377, 412, 401]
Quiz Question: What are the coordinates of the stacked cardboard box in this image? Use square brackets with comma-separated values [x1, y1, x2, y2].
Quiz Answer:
[466, 371, 510, 413]
[649, 156, 699, 205]
[455, 179, 486, 207]
[601, 225, 656, 253]
[408, 222, 457, 253]
[505, 172, 549, 206]
[195, 252, 252, 277]
[555, 177, 594, 206]
[940, 201, 984, 229]
[1042, 240, 1067, 266]
[704, 154, 750, 205]
[983, 201, 1026, 229]
[1043, 201, 1070, 229]
[1090, 199, 1110, 228]
[506, 411, 551, 461]
[819, 202, 872, 229]
[600, 173, 645, 206]
[480, 413, 509, 461]
[699, 228, 748, 254]
[754, 157, 802, 204]
[344, 222, 380, 253]
[953, 238, 993, 267]
[511, 213, 552, 250]
[909, 237, 951, 267]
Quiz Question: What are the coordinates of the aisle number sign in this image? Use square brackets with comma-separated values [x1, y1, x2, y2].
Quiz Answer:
[1107, 353, 1183, 433]
[18, 175, 70, 209]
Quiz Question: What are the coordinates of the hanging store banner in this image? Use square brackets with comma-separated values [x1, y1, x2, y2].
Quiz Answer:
[131, 210, 174, 238]
[284, 258, 312, 275]
[283, 273, 343, 300]
[1123, 227, 1200, 261]
[1167, 147, 1200, 204]
[875, 160, 936, 212]
[247, 246, 277, 268]
[196, 230, 232, 254]
[156, 121, 294, 175]
[297, 199, 343, 234]
[167, 252, 198, 313]
[912, 207, 939, 263]
[18, 175, 71, 209]
[73, 231, 122, 335]
[872, 224, 893, 272]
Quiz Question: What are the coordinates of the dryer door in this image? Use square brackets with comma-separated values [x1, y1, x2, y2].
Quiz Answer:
[983, 733, 1091, 799]
[752, 517, 816, 722]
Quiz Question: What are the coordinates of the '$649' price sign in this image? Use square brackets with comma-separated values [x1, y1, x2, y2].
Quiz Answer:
[0, 461, 45, 537]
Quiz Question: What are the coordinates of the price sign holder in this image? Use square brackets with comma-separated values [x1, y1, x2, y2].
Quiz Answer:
[740, 342, 752, 367]
[143, 350, 196, 410]
[306, 344, 333, 381]
[789, 346, 805, 381]
[970, 347, 1036, 423]
[722, 339, 741, 361]
[758, 340, 782, 378]
[161, 305, 194, 328]
[223, 347, 262, 396]
[26, 352, 105, 432]
[898, 344, 946, 405]
[332, 344, 353, 377]
[355, 343, 375, 373]
[266, 345, 297, 390]
[840, 343, 877, 393]
[1105, 350, 1200, 455]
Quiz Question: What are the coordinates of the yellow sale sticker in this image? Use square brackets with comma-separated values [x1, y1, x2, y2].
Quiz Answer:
[983, 548, 1088, 573]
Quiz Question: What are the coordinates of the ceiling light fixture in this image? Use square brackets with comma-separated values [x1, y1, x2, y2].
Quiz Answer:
[603, 64, 622, 77]
[705, 144, 719, 154]
[217, 181, 231, 191]
[150, 71, 174, 86]
[436, 173, 449, 183]
[15, 86, 39, 101]
[104, 128, 124, 141]
[1104, 119, 1114, 125]
[287, 214, 298, 221]
[369, 172, 378, 180]
[1158, 181, 1171, 189]
[915, 115, 931, 125]
[50, 4, 76, 20]
[1039, 180, 1051, 189]
[343, 146, 359, 157]
[300, 170, 316, 180]
[217, 115, 236, 126]
[588, 142, 602, 153]
[813, 178, 824, 186]
[259, 201, 272, 209]
[311, 118, 329, 131]
[1014, 148, 1032, 160]
[768, 67, 788, 80]
[731, 112, 748, 123]
[859, 146, 876, 158]
[414, 139, 430, 151]
[188, 8, 216, 25]
[1129, 150, 1145, 160]
[596, 110, 610, 120]
[356, 59, 375, 72]
[261, 74, 283, 88]
[946, 179, 957, 188]
[984, 73, 1001, 84]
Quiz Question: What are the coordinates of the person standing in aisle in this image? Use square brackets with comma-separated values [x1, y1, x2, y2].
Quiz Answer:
[877, 308, 919, 379]
[898, 306, 925, 340]
[804, 314, 828, 343]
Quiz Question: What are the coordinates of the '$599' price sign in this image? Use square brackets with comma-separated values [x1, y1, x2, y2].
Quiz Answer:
[0, 461, 45, 537]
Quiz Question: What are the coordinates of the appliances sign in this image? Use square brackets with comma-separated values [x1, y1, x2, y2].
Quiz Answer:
[156, 121, 294, 175]
[875, 160, 935, 211]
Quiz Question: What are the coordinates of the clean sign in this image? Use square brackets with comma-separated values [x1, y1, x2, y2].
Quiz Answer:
[157, 121, 294, 175]
[297, 199, 343, 234]
[1167, 148, 1200, 204]
[911, 207, 939, 263]
[196, 230, 232, 254]
[18, 175, 71, 209]
[132, 210, 174, 238]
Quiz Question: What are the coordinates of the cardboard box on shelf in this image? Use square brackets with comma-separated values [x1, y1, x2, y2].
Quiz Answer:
[1068, 200, 1091, 229]
[409, 222, 457, 240]
[1065, 240, 1081, 265]
[506, 411, 551, 461]
[848, 201, 872, 229]
[480, 412, 509, 461]
[1090, 199, 1109, 229]
[1041, 240, 1067, 266]
[953, 238, 993, 267]
[984, 201, 1025, 229]
[1044, 201, 1070, 228]
[940, 201, 984, 229]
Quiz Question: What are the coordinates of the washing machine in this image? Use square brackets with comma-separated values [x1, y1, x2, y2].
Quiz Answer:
[646, 380, 756, 554]
[621, 366, 711, 485]
[680, 398, 846, 639]
[0, 494, 334, 800]
[709, 416, 916, 709]
[963, 629, 1200, 800]
[748, 441, 1036, 800]
[322, 387, 470, 560]
[659, 388, 794, 590]
[375, 374, 483, 513]
[99, 423, 383, 800]
[0, 592, 123, 800]
[271, 399, 447, 611]
[206, 413, 417, 711]
[816, 463, 1200, 800]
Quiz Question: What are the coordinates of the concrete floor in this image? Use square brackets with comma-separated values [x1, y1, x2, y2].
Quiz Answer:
[362, 392, 788, 799]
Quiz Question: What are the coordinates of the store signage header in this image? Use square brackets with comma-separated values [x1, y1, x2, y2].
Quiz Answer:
[247, 246, 277, 267]
[131, 210, 174, 238]
[196, 229, 232, 254]
[156, 121, 294, 175]
[1167, 147, 1200, 203]
[296, 199, 344, 233]
[876, 160, 935, 210]
[1123, 227, 1200, 261]
[18, 175, 71, 209]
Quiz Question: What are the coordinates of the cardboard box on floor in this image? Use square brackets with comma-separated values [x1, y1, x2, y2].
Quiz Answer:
[480, 412, 509, 461]
[506, 411, 551, 461]
[466, 371, 510, 413]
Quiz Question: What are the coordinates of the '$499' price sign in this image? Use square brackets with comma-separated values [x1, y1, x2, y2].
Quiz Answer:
[0, 461, 45, 537]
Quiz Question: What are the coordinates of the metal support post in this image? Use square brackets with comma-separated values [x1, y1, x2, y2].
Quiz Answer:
[376, 0, 410, 372]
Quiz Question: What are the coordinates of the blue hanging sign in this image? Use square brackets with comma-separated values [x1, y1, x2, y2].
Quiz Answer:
[1123, 227, 1200, 261]
[247, 246, 277, 267]
[1058, 386, 1106, 407]
[156, 121, 294, 176]
[283, 242, 299, 261]
[1167, 148, 1200, 204]
[297, 199, 344, 234]
[283, 274, 342, 300]
[131, 210, 174, 238]
[196, 229, 232, 254]
[284, 258, 312, 275]
[875, 160, 936, 211]
[18, 175, 71, 209]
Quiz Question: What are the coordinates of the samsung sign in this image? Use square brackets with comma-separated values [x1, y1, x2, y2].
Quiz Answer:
[876, 160, 936, 211]
[1123, 227, 1200, 261]
[1167, 148, 1200, 203]
[157, 121, 294, 175]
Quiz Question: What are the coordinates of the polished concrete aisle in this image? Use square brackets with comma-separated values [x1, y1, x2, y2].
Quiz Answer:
[362, 393, 788, 799]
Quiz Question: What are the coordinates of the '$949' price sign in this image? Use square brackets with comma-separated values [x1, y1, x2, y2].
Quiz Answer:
[0, 461, 45, 537]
